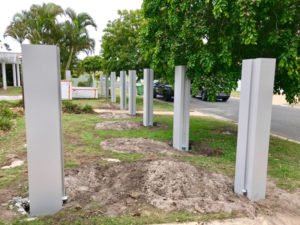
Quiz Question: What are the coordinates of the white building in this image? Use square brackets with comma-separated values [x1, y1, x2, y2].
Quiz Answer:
[0, 51, 22, 90]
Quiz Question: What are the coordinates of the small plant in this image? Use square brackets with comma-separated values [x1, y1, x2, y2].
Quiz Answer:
[62, 101, 94, 114]
[62, 101, 81, 114]
[0, 106, 17, 131]
[0, 106, 17, 119]
[81, 104, 94, 113]
[0, 117, 13, 131]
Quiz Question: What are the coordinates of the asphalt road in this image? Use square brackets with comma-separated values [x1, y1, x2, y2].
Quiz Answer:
[190, 97, 300, 142]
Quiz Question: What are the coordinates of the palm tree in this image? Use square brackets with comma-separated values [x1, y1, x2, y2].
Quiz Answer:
[26, 3, 64, 44]
[62, 8, 97, 71]
[4, 11, 29, 44]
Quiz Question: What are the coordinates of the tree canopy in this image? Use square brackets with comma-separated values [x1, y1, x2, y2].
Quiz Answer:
[78, 56, 102, 75]
[101, 10, 148, 77]
[5, 3, 97, 74]
[141, 0, 300, 102]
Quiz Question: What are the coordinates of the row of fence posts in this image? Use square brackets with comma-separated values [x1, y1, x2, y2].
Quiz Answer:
[21, 44, 275, 216]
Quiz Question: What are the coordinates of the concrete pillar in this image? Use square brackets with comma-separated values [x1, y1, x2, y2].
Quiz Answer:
[173, 66, 190, 151]
[128, 70, 136, 115]
[1, 62, 7, 90]
[22, 45, 64, 216]
[13, 64, 17, 87]
[110, 72, 116, 103]
[120, 71, 126, 110]
[100, 75, 105, 96]
[234, 58, 276, 201]
[16, 63, 21, 87]
[105, 74, 109, 98]
[143, 69, 154, 126]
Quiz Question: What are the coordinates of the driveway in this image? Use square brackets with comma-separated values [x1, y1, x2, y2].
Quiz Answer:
[190, 97, 300, 142]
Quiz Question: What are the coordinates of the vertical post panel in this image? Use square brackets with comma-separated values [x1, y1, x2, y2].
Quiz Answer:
[2, 63, 7, 90]
[100, 75, 105, 96]
[13, 64, 17, 87]
[17, 63, 21, 87]
[120, 71, 126, 110]
[105, 74, 109, 98]
[111, 72, 116, 103]
[143, 69, 154, 126]
[128, 70, 136, 115]
[22, 45, 64, 216]
[234, 58, 276, 201]
[173, 66, 190, 151]
[234, 60, 253, 195]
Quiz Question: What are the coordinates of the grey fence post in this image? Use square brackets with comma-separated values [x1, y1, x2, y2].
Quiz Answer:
[120, 71, 126, 110]
[111, 72, 116, 103]
[128, 70, 137, 115]
[143, 69, 154, 126]
[234, 58, 276, 201]
[22, 45, 64, 216]
[173, 66, 190, 151]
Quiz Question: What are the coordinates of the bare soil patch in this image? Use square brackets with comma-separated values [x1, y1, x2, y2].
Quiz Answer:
[100, 138, 179, 156]
[64, 159, 300, 218]
[97, 112, 133, 119]
[95, 121, 168, 131]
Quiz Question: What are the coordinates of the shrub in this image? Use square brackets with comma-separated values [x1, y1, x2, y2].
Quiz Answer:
[0, 106, 17, 119]
[62, 101, 82, 114]
[0, 117, 13, 131]
[62, 101, 94, 114]
[81, 104, 94, 113]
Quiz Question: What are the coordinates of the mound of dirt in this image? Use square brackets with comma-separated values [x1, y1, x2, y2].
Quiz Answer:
[65, 159, 300, 218]
[97, 112, 133, 119]
[100, 138, 179, 156]
[95, 121, 141, 130]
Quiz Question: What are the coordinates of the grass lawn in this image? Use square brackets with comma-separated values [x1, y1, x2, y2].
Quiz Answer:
[230, 91, 240, 98]
[0, 99, 299, 224]
[0, 87, 22, 96]
[71, 96, 173, 111]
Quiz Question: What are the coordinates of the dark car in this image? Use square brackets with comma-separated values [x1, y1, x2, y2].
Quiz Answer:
[195, 89, 230, 102]
[153, 81, 174, 101]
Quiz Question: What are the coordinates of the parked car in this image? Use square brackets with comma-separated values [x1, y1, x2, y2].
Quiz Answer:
[195, 89, 230, 102]
[153, 81, 174, 101]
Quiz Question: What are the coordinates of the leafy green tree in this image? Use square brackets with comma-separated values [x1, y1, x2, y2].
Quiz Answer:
[142, 0, 300, 102]
[78, 56, 102, 75]
[101, 10, 148, 77]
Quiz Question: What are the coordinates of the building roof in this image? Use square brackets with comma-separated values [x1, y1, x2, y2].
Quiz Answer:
[0, 52, 22, 64]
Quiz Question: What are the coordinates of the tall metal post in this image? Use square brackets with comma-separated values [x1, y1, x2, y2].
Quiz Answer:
[120, 71, 126, 110]
[22, 45, 64, 216]
[128, 70, 136, 115]
[173, 66, 190, 151]
[143, 69, 154, 126]
[234, 58, 276, 201]
[111, 72, 116, 103]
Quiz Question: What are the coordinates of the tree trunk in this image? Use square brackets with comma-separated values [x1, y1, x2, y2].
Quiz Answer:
[65, 47, 74, 72]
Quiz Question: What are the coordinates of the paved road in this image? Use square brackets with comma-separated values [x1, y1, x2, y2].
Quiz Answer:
[190, 97, 300, 142]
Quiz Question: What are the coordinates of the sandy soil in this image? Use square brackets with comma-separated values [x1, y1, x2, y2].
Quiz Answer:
[97, 112, 133, 119]
[64, 159, 300, 220]
[95, 121, 142, 130]
[100, 138, 179, 156]
[95, 121, 168, 131]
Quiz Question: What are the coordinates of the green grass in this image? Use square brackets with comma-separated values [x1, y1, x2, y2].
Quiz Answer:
[3, 210, 234, 225]
[0, 87, 22, 96]
[68, 96, 173, 112]
[1, 100, 300, 224]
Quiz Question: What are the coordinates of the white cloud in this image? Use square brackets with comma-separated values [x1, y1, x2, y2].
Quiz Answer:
[0, 0, 143, 56]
